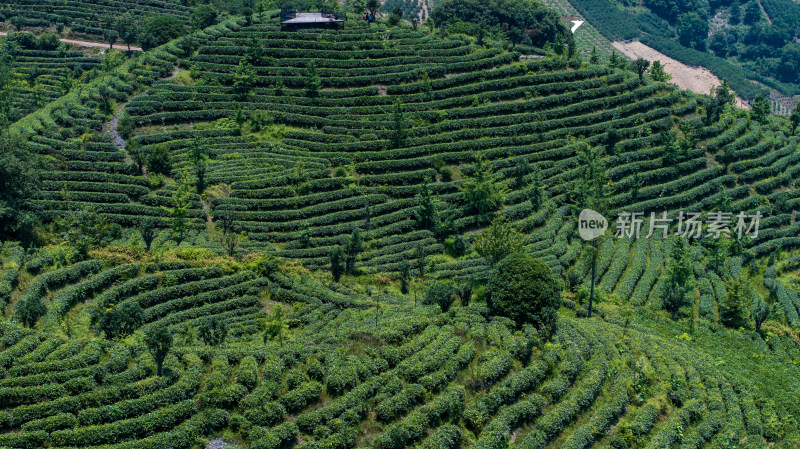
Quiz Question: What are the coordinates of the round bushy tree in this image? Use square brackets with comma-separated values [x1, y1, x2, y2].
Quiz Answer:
[422, 281, 455, 312]
[487, 253, 561, 338]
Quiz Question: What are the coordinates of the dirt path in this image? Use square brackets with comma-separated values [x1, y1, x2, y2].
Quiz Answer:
[612, 40, 748, 108]
[757, 0, 773, 25]
[0, 31, 142, 51]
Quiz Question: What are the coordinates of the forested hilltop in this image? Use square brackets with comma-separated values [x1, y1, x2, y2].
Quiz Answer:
[1, 1, 800, 448]
[550, 0, 800, 113]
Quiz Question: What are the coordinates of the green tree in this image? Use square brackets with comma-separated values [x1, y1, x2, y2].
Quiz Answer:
[388, 6, 404, 26]
[16, 294, 46, 328]
[743, 1, 763, 24]
[473, 216, 525, 266]
[191, 4, 218, 30]
[714, 184, 733, 213]
[170, 169, 194, 245]
[462, 157, 507, 222]
[0, 131, 42, 246]
[648, 60, 671, 82]
[663, 237, 693, 320]
[662, 130, 684, 166]
[706, 81, 735, 125]
[330, 246, 345, 282]
[631, 57, 650, 82]
[344, 227, 363, 275]
[263, 307, 288, 345]
[139, 15, 185, 51]
[144, 326, 173, 376]
[139, 217, 156, 251]
[590, 46, 599, 64]
[366, 0, 381, 17]
[751, 95, 770, 124]
[415, 243, 426, 279]
[608, 51, 627, 70]
[392, 99, 405, 149]
[676, 13, 708, 50]
[399, 260, 411, 294]
[707, 237, 729, 275]
[198, 319, 228, 346]
[116, 12, 139, 51]
[571, 143, 609, 211]
[487, 253, 561, 338]
[751, 291, 770, 335]
[102, 15, 119, 50]
[187, 138, 208, 193]
[350, 0, 367, 15]
[146, 144, 172, 175]
[790, 102, 800, 135]
[305, 62, 321, 98]
[530, 168, 544, 212]
[244, 37, 265, 65]
[422, 281, 455, 312]
[93, 302, 144, 339]
[415, 181, 440, 230]
[233, 60, 257, 100]
[252, 250, 279, 277]
[721, 277, 750, 328]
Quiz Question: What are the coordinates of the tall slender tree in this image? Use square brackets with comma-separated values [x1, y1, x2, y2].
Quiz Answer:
[663, 237, 694, 320]
[144, 327, 173, 376]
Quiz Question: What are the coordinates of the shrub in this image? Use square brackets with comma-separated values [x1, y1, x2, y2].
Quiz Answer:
[422, 281, 456, 312]
[487, 253, 561, 338]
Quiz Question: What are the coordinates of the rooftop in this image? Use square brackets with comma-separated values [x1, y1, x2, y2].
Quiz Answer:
[281, 12, 345, 24]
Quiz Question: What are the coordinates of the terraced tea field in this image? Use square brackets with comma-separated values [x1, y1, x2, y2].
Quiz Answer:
[0, 0, 189, 38]
[0, 245, 799, 448]
[1, 8, 799, 449]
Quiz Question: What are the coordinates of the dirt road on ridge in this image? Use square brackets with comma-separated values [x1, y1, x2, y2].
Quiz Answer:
[0, 31, 142, 51]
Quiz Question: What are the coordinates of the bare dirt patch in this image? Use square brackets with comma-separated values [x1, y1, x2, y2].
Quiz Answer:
[612, 40, 748, 108]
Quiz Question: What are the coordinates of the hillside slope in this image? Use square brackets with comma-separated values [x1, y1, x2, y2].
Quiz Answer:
[0, 252, 799, 448]
[1, 11, 800, 449]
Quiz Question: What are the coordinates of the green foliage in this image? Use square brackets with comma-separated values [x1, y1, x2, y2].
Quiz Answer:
[344, 227, 362, 276]
[399, 260, 411, 294]
[305, 62, 321, 99]
[750, 291, 770, 334]
[631, 58, 650, 82]
[0, 132, 41, 246]
[191, 5, 218, 30]
[461, 157, 506, 222]
[329, 246, 344, 282]
[262, 307, 288, 345]
[414, 181, 440, 231]
[198, 319, 228, 346]
[115, 12, 139, 50]
[94, 301, 144, 339]
[431, 0, 572, 48]
[143, 326, 173, 376]
[422, 281, 455, 312]
[146, 144, 172, 176]
[721, 277, 750, 328]
[791, 102, 800, 135]
[487, 253, 560, 337]
[473, 217, 525, 267]
[139, 15, 185, 51]
[392, 99, 405, 149]
[751, 95, 771, 124]
[663, 237, 693, 320]
[15, 294, 46, 328]
[571, 143, 609, 211]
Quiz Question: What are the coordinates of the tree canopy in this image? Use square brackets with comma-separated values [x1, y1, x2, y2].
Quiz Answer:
[487, 253, 561, 338]
[430, 0, 573, 49]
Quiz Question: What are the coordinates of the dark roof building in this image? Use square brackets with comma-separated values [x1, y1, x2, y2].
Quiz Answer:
[280, 9, 345, 29]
